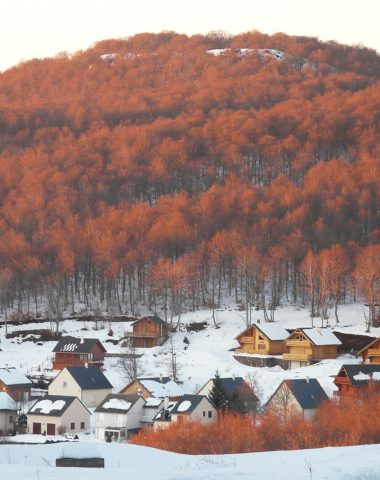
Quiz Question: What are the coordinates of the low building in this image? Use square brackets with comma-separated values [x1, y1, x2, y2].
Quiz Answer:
[0, 367, 32, 402]
[283, 328, 341, 368]
[48, 365, 113, 408]
[154, 395, 217, 430]
[52, 336, 106, 370]
[120, 376, 184, 400]
[27, 395, 90, 435]
[235, 323, 289, 355]
[198, 376, 259, 413]
[124, 316, 170, 348]
[266, 378, 329, 419]
[334, 364, 380, 397]
[0, 392, 17, 435]
[358, 337, 380, 364]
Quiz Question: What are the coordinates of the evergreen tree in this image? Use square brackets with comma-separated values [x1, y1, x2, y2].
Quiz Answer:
[208, 370, 228, 411]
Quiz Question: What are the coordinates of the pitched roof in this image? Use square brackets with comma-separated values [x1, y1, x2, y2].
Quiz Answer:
[255, 323, 289, 341]
[136, 377, 184, 398]
[284, 379, 329, 409]
[28, 395, 89, 417]
[65, 365, 113, 390]
[0, 368, 32, 387]
[170, 395, 210, 415]
[95, 394, 141, 413]
[0, 392, 17, 411]
[52, 336, 105, 354]
[200, 376, 258, 402]
[132, 315, 167, 326]
[357, 337, 380, 355]
[338, 364, 380, 386]
[293, 328, 341, 346]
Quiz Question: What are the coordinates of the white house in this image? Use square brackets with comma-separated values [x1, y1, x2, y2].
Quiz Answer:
[48, 365, 113, 408]
[0, 392, 17, 435]
[27, 395, 91, 435]
[154, 395, 217, 430]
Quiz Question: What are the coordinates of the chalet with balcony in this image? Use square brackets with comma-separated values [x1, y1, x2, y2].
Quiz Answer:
[235, 323, 289, 355]
[0, 367, 32, 402]
[52, 336, 106, 370]
[358, 337, 380, 364]
[334, 364, 380, 397]
[283, 328, 341, 369]
[124, 316, 170, 348]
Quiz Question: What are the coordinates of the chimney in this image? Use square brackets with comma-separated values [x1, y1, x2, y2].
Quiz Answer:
[80, 337, 84, 344]
[84, 362, 88, 369]
[306, 376, 309, 383]
[159, 373, 163, 383]
[164, 396, 169, 410]
[232, 372, 236, 381]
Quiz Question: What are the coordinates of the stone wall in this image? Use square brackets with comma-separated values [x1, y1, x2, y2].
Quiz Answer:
[233, 355, 289, 370]
[56, 457, 104, 468]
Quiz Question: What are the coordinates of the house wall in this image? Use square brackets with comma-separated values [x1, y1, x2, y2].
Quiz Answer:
[82, 389, 112, 408]
[0, 382, 31, 402]
[0, 410, 16, 434]
[172, 398, 217, 425]
[236, 327, 285, 355]
[267, 385, 303, 417]
[48, 369, 82, 398]
[311, 345, 338, 360]
[120, 381, 151, 398]
[27, 414, 62, 435]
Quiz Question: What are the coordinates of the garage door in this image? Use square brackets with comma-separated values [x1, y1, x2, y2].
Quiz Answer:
[33, 422, 41, 434]
[47, 423, 55, 435]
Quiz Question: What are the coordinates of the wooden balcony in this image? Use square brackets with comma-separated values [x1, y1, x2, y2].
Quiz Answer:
[283, 353, 312, 362]
[239, 336, 255, 344]
[367, 349, 380, 356]
[285, 340, 310, 347]
[125, 332, 160, 339]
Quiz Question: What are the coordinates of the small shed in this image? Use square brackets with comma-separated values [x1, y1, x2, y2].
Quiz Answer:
[27, 395, 90, 435]
[266, 378, 329, 419]
[235, 323, 289, 355]
[358, 337, 380, 364]
[0, 392, 17, 435]
[0, 367, 32, 402]
[283, 328, 341, 368]
[48, 365, 113, 408]
[334, 364, 380, 397]
[124, 316, 170, 348]
[52, 336, 106, 370]
[120, 376, 184, 400]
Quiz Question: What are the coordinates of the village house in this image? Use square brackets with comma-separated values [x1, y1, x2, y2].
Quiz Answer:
[334, 364, 380, 397]
[235, 323, 289, 355]
[124, 315, 170, 348]
[52, 336, 106, 370]
[48, 365, 113, 408]
[27, 395, 90, 435]
[357, 337, 380, 364]
[154, 395, 217, 430]
[198, 376, 259, 413]
[0, 367, 32, 402]
[266, 378, 329, 419]
[0, 392, 17, 435]
[283, 328, 341, 368]
[95, 394, 163, 441]
[120, 376, 184, 400]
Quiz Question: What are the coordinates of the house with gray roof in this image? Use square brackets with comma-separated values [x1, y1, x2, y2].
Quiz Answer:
[52, 336, 106, 370]
[124, 315, 170, 348]
[0, 392, 17, 435]
[120, 376, 184, 400]
[48, 365, 113, 408]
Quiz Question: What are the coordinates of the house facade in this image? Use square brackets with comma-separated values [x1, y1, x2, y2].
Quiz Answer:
[283, 328, 341, 368]
[358, 338, 380, 364]
[48, 366, 113, 408]
[52, 337, 106, 370]
[124, 316, 170, 348]
[0, 392, 17, 435]
[334, 364, 380, 397]
[235, 323, 289, 355]
[27, 395, 90, 435]
[120, 376, 184, 400]
[0, 368, 32, 402]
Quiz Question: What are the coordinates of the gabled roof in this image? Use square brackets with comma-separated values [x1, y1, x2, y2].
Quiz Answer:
[283, 379, 328, 409]
[53, 336, 106, 354]
[132, 315, 167, 326]
[28, 395, 90, 417]
[199, 376, 258, 402]
[0, 368, 32, 387]
[236, 323, 288, 342]
[289, 328, 341, 346]
[0, 392, 17, 411]
[95, 394, 141, 414]
[357, 337, 380, 356]
[125, 377, 184, 398]
[170, 395, 210, 415]
[337, 364, 380, 386]
[65, 366, 113, 390]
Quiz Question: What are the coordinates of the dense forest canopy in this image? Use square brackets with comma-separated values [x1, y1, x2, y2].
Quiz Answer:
[0, 31, 379, 323]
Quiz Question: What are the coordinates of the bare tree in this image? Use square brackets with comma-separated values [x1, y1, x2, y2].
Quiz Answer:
[121, 339, 143, 382]
[167, 335, 181, 382]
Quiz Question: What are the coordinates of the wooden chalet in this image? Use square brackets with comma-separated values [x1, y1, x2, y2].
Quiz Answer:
[334, 364, 380, 397]
[0, 367, 32, 402]
[52, 336, 106, 370]
[358, 337, 380, 364]
[283, 328, 341, 369]
[124, 315, 170, 348]
[235, 323, 289, 355]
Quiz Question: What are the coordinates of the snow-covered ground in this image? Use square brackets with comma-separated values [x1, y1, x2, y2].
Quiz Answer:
[1, 440, 380, 479]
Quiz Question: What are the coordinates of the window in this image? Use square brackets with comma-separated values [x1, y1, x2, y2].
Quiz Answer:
[9, 415, 13, 423]
[70, 422, 75, 430]
[202, 411, 206, 417]
[258, 335, 265, 340]
[80, 422, 85, 429]
[258, 344, 265, 349]
[208, 411, 212, 418]
[63, 381, 67, 389]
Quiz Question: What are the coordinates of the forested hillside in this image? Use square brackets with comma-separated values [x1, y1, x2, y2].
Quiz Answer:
[0, 31, 379, 323]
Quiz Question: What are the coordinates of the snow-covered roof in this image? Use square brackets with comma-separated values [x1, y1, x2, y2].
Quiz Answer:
[28, 395, 79, 416]
[95, 394, 140, 414]
[170, 395, 208, 415]
[102, 398, 132, 411]
[139, 378, 184, 398]
[0, 368, 32, 386]
[301, 328, 341, 346]
[176, 400, 192, 412]
[255, 323, 289, 341]
[144, 397, 163, 408]
[0, 392, 17, 411]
